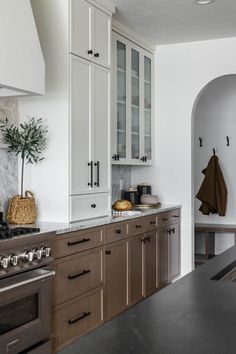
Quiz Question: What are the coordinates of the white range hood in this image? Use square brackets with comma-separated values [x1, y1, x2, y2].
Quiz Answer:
[0, 0, 45, 97]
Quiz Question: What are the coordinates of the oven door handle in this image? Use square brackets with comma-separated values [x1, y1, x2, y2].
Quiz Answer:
[0, 270, 56, 294]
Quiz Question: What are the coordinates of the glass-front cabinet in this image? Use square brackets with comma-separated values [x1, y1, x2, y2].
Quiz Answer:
[112, 32, 153, 165]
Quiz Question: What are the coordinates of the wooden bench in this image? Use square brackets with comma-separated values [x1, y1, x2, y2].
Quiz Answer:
[195, 223, 236, 263]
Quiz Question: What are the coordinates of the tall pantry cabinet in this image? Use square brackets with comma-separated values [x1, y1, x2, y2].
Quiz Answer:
[18, 0, 115, 222]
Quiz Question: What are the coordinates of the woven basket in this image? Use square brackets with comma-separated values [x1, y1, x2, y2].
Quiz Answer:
[7, 191, 37, 224]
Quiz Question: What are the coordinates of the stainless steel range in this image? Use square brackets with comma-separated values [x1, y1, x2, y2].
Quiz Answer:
[0, 222, 55, 354]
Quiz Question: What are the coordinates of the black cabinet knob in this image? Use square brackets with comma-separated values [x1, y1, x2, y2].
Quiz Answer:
[94, 52, 100, 57]
[91, 204, 96, 208]
[106, 250, 111, 255]
[88, 49, 93, 54]
[136, 225, 142, 229]
[116, 229, 121, 234]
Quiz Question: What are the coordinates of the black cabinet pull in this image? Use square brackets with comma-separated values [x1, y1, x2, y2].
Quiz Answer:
[172, 215, 179, 218]
[106, 250, 111, 255]
[150, 221, 156, 225]
[91, 204, 96, 208]
[68, 269, 91, 280]
[67, 238, 90, 246]
[136, 225, 142, 229]
[145, 236, 151, 242]
[112, 154, 120, 161]
[94, 52, 100, 57]
[94, 161, 100, 187]
[116, 229, 121, 234]
[141, 236, 146, 243]
[88, 50, 93, 54]
[163, 218, 168, 221]
[68, 312, 91, 325]
[88, 161, 93, 187]
[141, 156, 147, 162]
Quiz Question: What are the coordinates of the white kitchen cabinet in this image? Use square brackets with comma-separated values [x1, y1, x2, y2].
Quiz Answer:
[70, 55, 110, 196]
[18, 0, 114, 223]
[112, 32, 154, 165]
[70, 0, 111, 68]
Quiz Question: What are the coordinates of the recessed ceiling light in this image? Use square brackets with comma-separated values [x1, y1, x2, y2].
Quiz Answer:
[195, 0, 215, 5]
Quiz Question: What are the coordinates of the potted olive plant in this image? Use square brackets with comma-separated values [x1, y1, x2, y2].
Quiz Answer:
[0, 117, 48, 224]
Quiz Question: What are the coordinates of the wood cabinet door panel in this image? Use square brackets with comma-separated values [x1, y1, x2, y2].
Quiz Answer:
[145, 231, 157, 296]
[158, 209, 181, 227]
[169, 223, 181, 280]
[54, 288, 102, 348]
[129, 235, 144, 305]
[104, 240, 128, 320]
[159, 226, 169, 287]
[53, 228, 103, 259]
[54, 248, 103, 305]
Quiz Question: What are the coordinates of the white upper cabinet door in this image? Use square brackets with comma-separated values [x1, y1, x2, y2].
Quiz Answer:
[70, 55, 92, 195]
[70, 0, 92, 60]
[93, 64, 110, 192]
[93, 8, 111, 68]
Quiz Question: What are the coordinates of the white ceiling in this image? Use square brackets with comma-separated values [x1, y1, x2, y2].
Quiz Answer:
[113, 0, 236, 46]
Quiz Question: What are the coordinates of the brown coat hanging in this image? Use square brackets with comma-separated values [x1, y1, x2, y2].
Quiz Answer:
[196, 155, 227, 216]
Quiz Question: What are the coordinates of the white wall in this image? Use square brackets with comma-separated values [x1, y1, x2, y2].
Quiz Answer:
[132, 37, 236, 276]
[194, 75, 236, 255]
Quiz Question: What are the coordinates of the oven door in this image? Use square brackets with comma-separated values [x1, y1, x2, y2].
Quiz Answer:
[0, 269, 55, 354]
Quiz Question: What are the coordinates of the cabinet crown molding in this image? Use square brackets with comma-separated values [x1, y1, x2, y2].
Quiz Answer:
[86, 0, 115, 14]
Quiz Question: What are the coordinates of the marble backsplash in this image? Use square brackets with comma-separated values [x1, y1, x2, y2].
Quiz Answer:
[0, 98, 19, 211]
[112, 165, 131, 203]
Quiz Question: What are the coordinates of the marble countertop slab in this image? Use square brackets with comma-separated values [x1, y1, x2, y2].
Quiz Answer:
[31, 204, 181, 236]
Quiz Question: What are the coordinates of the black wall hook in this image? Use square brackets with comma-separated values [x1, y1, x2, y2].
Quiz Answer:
[226, 136, 230, 146]
[213, 148, 216, 156]
[199, 137, 203, 147]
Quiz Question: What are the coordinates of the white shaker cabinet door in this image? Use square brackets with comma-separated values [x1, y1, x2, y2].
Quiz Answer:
[93, 7, 111, 68]
[93, 64, 110, 192]
[70, 55, 92, 195]
[70, 0, 92, 60]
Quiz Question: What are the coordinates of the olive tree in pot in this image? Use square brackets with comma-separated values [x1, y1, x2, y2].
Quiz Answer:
[0, 117, 48, 224]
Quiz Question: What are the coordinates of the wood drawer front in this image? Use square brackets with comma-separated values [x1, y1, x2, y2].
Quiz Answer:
[54, 249, 103, 305]
[70, 193, 110, 222]
[54, 288, 102, 347]
[104, 223, 127, 244]
[54, 228, 103, 259]
[128, 215, 157, 236]
[158, 209, 181, 226]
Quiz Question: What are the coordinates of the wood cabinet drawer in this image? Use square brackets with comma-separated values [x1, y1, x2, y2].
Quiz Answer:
[70, 193, 110, 222]
[54, 288, 103, 348]
[53, 227, 103, 259]
[158, 209, 181, 227]
[54, 248, 103, 305]
[104, 222, 127, 244]
[128, 215, 157, 236]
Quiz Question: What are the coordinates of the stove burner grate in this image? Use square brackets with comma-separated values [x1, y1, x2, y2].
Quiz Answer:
[0, 222, 40, 239]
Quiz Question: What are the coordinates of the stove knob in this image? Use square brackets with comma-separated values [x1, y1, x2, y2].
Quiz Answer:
[33, 248, 42, 260]
[8, 254, 19, 266]
[41, 246, 51, 258]
[0, 256, 9, 269]
[23, 250, 34, 262]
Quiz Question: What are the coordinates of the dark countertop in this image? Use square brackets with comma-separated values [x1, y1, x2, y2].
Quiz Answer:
[59, 245, 236, 354]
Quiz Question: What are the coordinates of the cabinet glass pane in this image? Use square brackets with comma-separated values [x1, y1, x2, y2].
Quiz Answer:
[117, 41, 126, 158]
[131, 49, 139, 159]
[144, 56, 151, 160]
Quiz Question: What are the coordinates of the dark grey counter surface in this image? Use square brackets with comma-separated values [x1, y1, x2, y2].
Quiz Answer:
[60, 245, 236, 354]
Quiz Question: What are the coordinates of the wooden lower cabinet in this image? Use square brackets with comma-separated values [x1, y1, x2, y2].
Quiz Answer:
[104, 240, 128, 320]
[145, 230, 158, 296]
[53, 287, 103, 352]
[169, 223, 181, 280]
[129, 234, 144, 305]
[159, 222, 181, 287]
[52, 209, 181, 352]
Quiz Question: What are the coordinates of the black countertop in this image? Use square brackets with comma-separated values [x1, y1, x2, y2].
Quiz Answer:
[60, 245, 236, 354]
